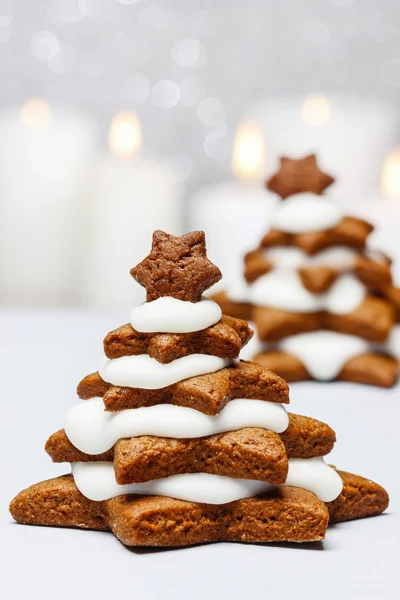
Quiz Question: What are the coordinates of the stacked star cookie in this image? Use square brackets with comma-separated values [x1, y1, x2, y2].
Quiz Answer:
[214, 155, 400, 387]
[10, 231, 388, 547]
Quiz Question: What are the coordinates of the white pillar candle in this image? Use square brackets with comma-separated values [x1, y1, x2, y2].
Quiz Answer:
[0, 99, 98, 305]
[189, 183, 277, 287]
[249, 93, 400, 203]
[351, 149, 400, 274]
[188, 120, 277, 287]
[83, 112, 183, 309]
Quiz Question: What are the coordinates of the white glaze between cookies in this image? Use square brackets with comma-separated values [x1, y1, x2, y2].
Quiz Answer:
[280, 331, 369, 380]
[100, 354, 231, 389]
[249, 272, 365, 314]
[130, 296, 222, 334]
[270, 193, 342, 234]
[65, 397, 289, 455]
[71, 457, 343, 503]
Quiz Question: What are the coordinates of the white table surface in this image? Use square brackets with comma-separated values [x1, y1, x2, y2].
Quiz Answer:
[1, 309, 399, 600]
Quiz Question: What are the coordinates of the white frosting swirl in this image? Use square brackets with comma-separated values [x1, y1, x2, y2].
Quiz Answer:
[249, 272, 365, 314]
[270, 193, 342, 234]
[71, 457, 342, 503]
[99, 354, 230, 389]
[130, 296, 222, 334]
[65, 397, 289, 455]
[280, 331, 369, 381]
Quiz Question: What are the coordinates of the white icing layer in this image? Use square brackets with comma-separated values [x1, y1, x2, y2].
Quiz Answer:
[250, 271, 322, 312]
[280, 331, 369, 380]
[71, 457, 343, 503]
[324, 274, 365, 315]
[65, 397, 289, 455]
[72, 464, 274, 503]
[130, 296, 222, 334]
[99, 354, 230, 389]
[249, 272, 365, 314]
[263, 246, 358, 270]
[270, 193, 342, 234]
[285, 458, 343, 503]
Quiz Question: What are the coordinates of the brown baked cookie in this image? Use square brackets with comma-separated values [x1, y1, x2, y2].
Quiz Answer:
[261, 217, 373, 256]
[77, 361, 289, 413]
[298, 266, 338, 294]
[113, 428, 288, 484]
[45, 430, 115, 463]
[292, 216, 373, 255]
[77, 372, 110, 399]
[279, 413, 336, 458]
[210, 290, 253, 321]
[299, 258, 392, 295]
[9, 469, 388, 546]
[244, 249, 273, 283]
[380, 283, 400, 318]
[131, 230, 221, 303]
[107, 486, 329, 546]
[46, 415, 336, 483]
[324, 296, 395, 343]
[244, 248, 391, 296]
[45, 428, 288, 484]
[103, 315, 253, 363]
[326, 470, 389, 523]
[10, 476, 328, 545]
[253, 350, 398, 387]
[253, 306, 321, 341]
[266, 155, 334, 199]
[338, 353, 399, 387]
[9, 475, 109, 531]
[353, 254, 392, 291]
[254, 350, 310, 382]
[252, 296, 394, 343]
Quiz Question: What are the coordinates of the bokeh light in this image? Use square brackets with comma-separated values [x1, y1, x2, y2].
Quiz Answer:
[152, 80, 180, 108]
[301, 94, 332, 126]
[197, 97, 225, 128]
[108, 111, 142, 158]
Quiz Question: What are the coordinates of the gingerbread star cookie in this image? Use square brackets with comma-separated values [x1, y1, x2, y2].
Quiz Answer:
[266, 154, 335, 199]
[131, 230, 222, 302]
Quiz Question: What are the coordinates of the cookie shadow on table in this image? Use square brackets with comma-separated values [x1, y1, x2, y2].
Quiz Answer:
[126, 540, 325, 554]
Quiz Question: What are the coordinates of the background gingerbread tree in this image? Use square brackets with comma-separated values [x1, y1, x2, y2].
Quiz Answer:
[11, 230, 388, 547]
[214, 155, 400, 387]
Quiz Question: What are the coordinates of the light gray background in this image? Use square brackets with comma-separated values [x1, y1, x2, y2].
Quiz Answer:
[1, 0, 399, 195]
[2, 309, 399, 599]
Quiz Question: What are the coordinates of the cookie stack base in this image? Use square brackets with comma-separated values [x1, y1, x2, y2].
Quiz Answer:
[9, 470, 388, 547]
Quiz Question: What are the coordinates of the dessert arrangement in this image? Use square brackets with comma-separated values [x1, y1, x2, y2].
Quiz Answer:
[10, 230, 388, 547]
[214, 155, 400, 386]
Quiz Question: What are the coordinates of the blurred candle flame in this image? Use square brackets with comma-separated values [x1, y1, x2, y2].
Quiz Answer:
[232, 120, 266, 181]
[301, 94, 332, 127]
[381, 149, 400, 200]
[109, 111, 142, 159]
[20, 98, 52, 128]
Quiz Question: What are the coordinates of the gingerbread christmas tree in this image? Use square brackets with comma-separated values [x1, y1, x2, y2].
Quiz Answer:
[10, 230, 388, 547]
[214, 155, 400, 387]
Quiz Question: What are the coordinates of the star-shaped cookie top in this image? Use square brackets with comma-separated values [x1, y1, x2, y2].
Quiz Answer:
[266, 154, 335, 199]
[131, 230, 222, 302]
